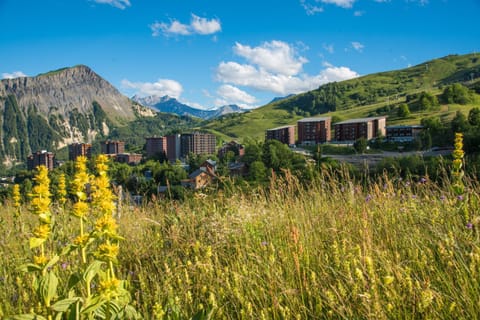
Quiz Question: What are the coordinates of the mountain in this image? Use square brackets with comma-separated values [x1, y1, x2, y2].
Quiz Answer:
[204, 53, 480, 140]
[132, 95, 245, 120]
[0, 65, 148, 166]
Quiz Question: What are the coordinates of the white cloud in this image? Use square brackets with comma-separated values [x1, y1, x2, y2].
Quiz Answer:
[234, 41, 307, 76]
[323, 43, 335, 54]
[300, 0, 324, 15]
[216, 41, 359, 95]
[121, 78, 183, 98]
[216, 61, 359, 96]
[351, 41, 364, 52]
[321, 0, 356, 8]
[191, 14, 221, 35]
[216, 84, 257, 104]
[150, 21, 191, 37]
[407, 0, 428, 5]
[2, 71, 27, 79]
[354, 10, 364, 16]
[91, 0, 130, 9]
[151, 14, 221, 37]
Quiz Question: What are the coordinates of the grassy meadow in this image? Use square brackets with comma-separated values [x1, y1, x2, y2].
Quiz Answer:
[1, 160, 480, 319]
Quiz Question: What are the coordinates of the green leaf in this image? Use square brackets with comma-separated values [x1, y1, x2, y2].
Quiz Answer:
[43, 255, 59, 272]
[83, 260, 104, 284]
[81, 295, 106, 315]
[10, 314, 47, 320]
[17, 263, 42, 273]
[51, 297, 81, 312]
[60, 244, 78, 256]
[38, 271, 58, 306]
[66, 272, 82, 291]
[29, 237, 46, 249]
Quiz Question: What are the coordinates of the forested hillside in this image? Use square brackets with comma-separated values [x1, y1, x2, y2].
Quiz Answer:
[204, 53, 480, 140]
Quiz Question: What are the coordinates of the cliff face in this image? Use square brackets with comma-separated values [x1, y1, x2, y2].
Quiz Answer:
[0, 65, 139, 166]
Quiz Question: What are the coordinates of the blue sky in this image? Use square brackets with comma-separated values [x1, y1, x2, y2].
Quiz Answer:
[1, 0, 479, 110]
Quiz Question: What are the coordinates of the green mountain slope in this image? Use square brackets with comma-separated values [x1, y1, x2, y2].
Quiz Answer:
[203, 53, 480, 141]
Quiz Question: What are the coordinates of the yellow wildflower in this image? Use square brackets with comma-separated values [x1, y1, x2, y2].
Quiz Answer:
[95, 214, 118, 236]
[33, 224, 51, 239]
[12, 184, 21, 208]
[33, 254, 49, 266]
[73, 234, 90, 247]
[72, 201, 89, 218]
[95, 243, 120, 261]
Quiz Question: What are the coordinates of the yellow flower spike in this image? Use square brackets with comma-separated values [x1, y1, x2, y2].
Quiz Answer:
[95, 214, 118, 236]
[12, 184, 21, 208]
[57, 173, 67, 205]
[72, 201, 89, 218]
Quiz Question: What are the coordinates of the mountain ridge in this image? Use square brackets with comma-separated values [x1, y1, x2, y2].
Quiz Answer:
[132, 94, 245, 119]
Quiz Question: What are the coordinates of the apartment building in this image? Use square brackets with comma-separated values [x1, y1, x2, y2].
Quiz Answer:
[68, 142, 92, 161]
[265, 125, 296, 146]
[101, 140, 125, 155]
[145, 136, 167, 158]
[297, 117, 331, 145]
[180, 132, 216, 158]
[386, 125, 423, 142]
[334, 116, 386, 141]
[27, 150, 55, 171]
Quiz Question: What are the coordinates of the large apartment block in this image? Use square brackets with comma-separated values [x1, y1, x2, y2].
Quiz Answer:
[297, 117, 331, 145]
[180, 132, 216, 158]
[27, 150, 55, 171]
[101, 140, 125, 155]
[265, 125, 296, 145]
[145, 136, 167, 158]
[334, 116, 386, 141]
[166, 134, 181, 162]
[68, 142, 92, 161]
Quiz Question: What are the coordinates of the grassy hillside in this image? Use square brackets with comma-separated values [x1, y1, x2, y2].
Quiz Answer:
[204, 53, 480, 141]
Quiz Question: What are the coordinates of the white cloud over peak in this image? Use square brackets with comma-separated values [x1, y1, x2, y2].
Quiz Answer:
[217, 84, 257, 105]
[321, 0, 356, 8]
[234, 41, 307, 76]
[91, 0, 130, 10]
[351, 41, 365, 52]
[121, 78, 183, 98]
[150, 14, 221, 37]
[2, 71, 27, 79]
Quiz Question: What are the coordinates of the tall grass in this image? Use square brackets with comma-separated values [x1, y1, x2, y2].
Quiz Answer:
[1, 167, 479, 319]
